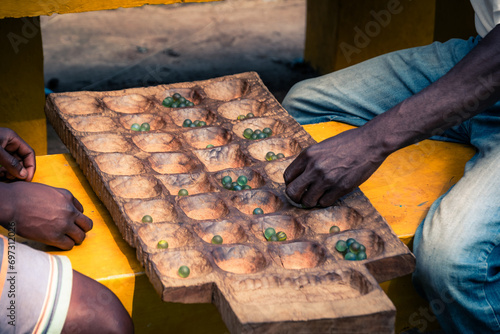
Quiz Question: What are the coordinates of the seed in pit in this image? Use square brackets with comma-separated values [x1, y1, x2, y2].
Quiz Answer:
[236, 175, 248, 186]
[253, 207, 264, 215]
[263, 127, 272, 136]
[243, 128, 253, 139]
[276, 231, 287, 241]
[178, 265, 190, 278]
[157, 240, 169, 249]
[140, 122, 150, 131]
[237, 115, 246, 120]
[329, 225, 340, 234]
[264, 227, 276, 240]
[276, 153, 285, 159]
[206, 144, 215, 148]
[178, 188, 189, 196]
[246, 113, 255, 118]
[131, 123, 141, 131]
[211, 235, 223, 244]
[221, 175, 232, 185]
[182, 119, 192, 127]
[142, 215, 153, 223]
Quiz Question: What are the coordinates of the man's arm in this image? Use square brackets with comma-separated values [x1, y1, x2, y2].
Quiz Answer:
[0, 127, 36, 181]
[285, 24, 500, 208]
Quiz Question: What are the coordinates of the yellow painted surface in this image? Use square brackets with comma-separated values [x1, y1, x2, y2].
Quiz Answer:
[0, 17, 47, 155]
[9, 120, 475, 332]
[0, 0, 220, 19]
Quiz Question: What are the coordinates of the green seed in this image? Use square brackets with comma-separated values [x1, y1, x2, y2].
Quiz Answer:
[178, 265, 190, 278]
[172, 93, 182, 101]
[335, 240, 348, 253]
[257, 133, 267, 139]
[157, 240, 169, 249]
[182, 119, 192, 127]
[270, 154, 278, 160]
[237, 175, 248, 186]
[171, 101, 179, 108]
[359, 244, 366, 253]
[263, 127, 272, 136]
[193, 120, 201, 126]
[162, 97, 173, 107]
[233, 185, 243, 191]
[250, 133, 258, 140]
[140, 123, 151, 131]
[254, 129, 262, 135]
[253, 208, 264, 215]
[329, 225, 340, 234]
[178, 97, 186, 104]
[186, 101, 194, 107]
[223, 182, 233, 190]
[211, 235, 223, 244]
[142, 215, 153, 223]
[231, 182, 239, 189]
[178, 102, 187, 108]
[265, 152, 275, 160]
[237, 115, 246, 120]
[243, 128, 254, 139]
[246, 113, 255, 118]
[198, 121, 207, 127]
[178, 189, 189, 196]
[269, 235, 279, 242]
[221, 176, 232, 185]
[242, 185, 252, 190]
[206, 144, 215, 148]
[131, 123, 141, 131]
[276, 231, 287, 241]
[344, 252, 357, 261]
[264, 227, 276, 240]
[346, 238, 356, 247]
[276, 153, 285, 159]
[349, 241, 361, 253]
[356, 251, 367, 261]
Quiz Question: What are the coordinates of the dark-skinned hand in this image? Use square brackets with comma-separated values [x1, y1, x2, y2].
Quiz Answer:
[0, 127, 36, 181]
[284, 127, 388, 208]
[0, 182, 93, 250]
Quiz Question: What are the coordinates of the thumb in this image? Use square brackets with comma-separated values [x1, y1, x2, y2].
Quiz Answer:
[0, 148, 28, 179]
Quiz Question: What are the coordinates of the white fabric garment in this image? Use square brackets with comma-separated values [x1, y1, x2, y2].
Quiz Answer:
[470, 0, 500, 36]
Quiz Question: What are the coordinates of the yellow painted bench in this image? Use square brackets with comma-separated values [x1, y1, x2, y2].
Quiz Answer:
[2, 121, 473, 333]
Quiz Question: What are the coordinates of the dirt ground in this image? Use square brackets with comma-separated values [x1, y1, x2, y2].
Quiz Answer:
[41, 0, 318, 153]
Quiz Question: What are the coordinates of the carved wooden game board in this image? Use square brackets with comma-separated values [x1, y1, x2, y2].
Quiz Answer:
[45, 72, 415, 333]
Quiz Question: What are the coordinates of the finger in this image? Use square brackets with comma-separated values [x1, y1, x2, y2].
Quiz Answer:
[66, 224, 87, 245]
[318, 187, 350, 208]
[53, 235, 76, 251]
[283, 151, 307, 185]
[72, 196, 84, 213]
[300, 181, 327, 208]
[0, 149, 28, 180]
[74, 212, 93, 233]
[285, 173, 312, 204]
[3, 132, 36, 181]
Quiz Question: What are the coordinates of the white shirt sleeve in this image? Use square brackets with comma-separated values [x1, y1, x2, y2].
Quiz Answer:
[470, 0, 500, 37]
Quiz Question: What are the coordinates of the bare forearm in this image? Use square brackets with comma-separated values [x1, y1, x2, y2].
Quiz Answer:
[0, 183, 15, 228]
[365, 24, 500, 155]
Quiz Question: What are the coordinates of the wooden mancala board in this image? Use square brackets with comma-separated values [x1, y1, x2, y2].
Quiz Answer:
[45, 72, 415, 333]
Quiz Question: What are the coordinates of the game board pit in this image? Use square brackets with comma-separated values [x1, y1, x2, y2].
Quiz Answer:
[250, 215, 305, 242]
[305, 206, 364, 234]
[178, 193, 229, 220]
[149, 152, 198, 174]
[181, 126, 232, 149]
[132, 133, 182, 152]
[194, 144, 250, 172]
[230, 190, 283, 215]
[203, 79, 249, 101]
[54, 95, 101, 115]
[217, 99, 266, 120]
[247, 137, 302, 162]
[325, 229, 385, 260]
[95, 153, 145, 175]
[81, 134, 133, 153]
[157, 172, 217, 196]
[109, 175, 162, 199]
[264, 158, 294, 184]
[154, 249, 213, 279]
[119, 114, 165, 131]
[169, 107, 215, 127]
[211, 245, 267, 274]
[67, 115, 117, 133]
[215, 168, 265, 190]
[193, 220, 248, 245]
[123, 199, 178, 223]
[137, 223, 193, 252]
[270, 241, 326, 270]
[158, 88, 202, 106]
[103, 94, 151, 114]
[232, 117, 286, 139]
